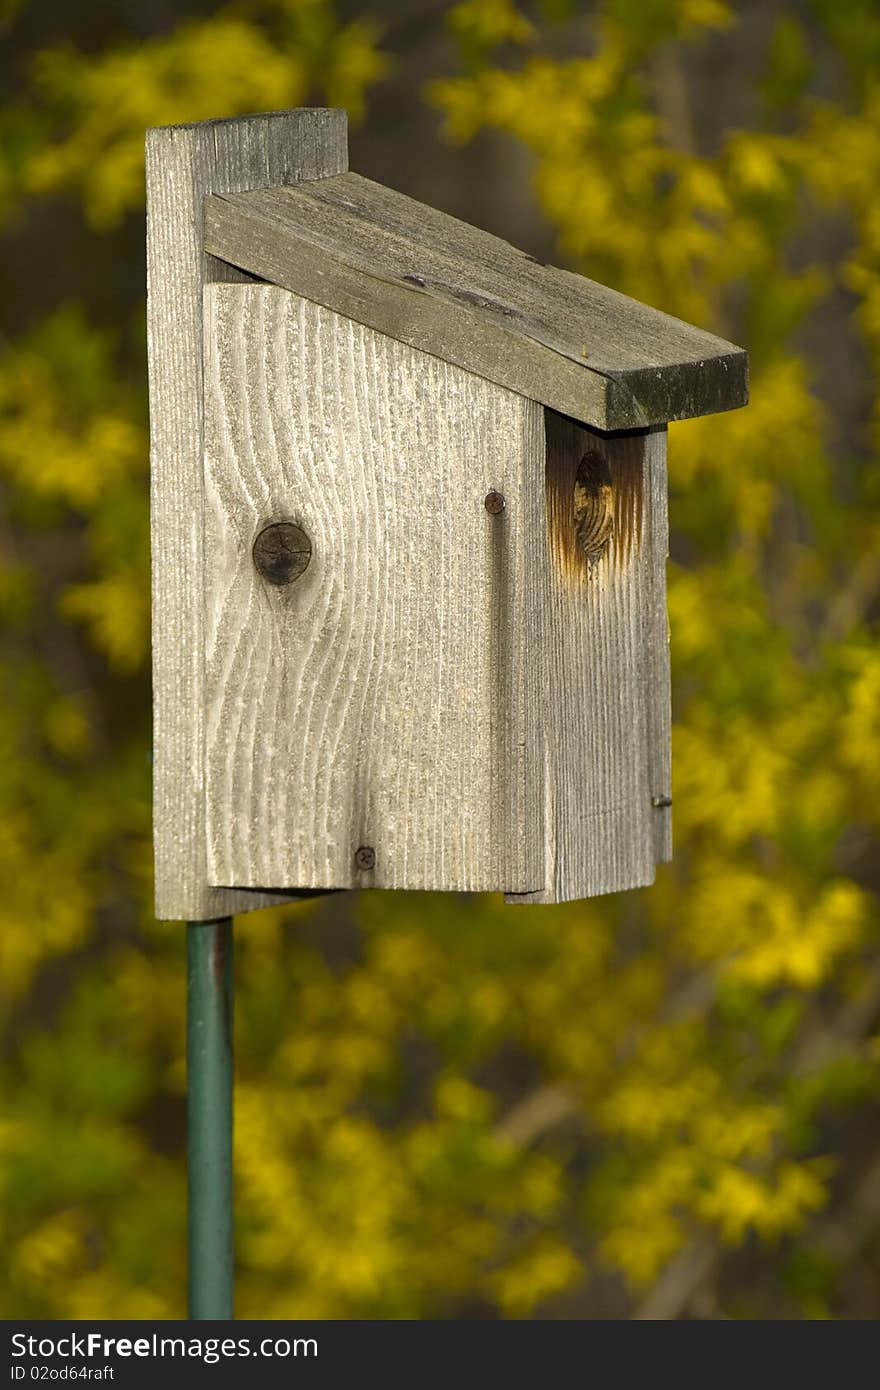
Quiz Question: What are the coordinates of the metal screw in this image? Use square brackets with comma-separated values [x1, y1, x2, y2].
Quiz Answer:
[651, 795, 673, 808]
[252, 521, 312, 586]
[484, 490, 506, 515]
[355, 845, 376, 871]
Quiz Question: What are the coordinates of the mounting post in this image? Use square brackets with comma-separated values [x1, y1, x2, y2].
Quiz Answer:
[187, 918, 234, 1320]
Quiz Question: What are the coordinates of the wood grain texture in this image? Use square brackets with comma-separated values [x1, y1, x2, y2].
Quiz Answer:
[204, 172, 748, 432]
[507, 415, 670, 904]
[202, 283, 546, 893]
[645, 427, 673, 864]
[146, 109, 347, 921]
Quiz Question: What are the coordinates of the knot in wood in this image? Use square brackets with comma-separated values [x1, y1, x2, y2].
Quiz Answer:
[573, 450, 614, 563]
[252, 521, 312, 585]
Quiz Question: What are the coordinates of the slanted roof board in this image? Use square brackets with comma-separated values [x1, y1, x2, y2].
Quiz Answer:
[204, 171, 747, 432]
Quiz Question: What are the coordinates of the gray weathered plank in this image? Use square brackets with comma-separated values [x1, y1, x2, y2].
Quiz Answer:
[202, 283, 546, 893]
[204, 172, 748, 433]
[507, 415, 668, 904]
[645, 427, 673, 864]
[146, 109, 348, 921]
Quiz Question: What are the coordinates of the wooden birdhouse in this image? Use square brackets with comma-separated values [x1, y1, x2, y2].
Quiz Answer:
[146, 108, 747, 922]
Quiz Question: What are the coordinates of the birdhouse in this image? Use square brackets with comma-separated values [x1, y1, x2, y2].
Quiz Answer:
[146, 109, 747, 922]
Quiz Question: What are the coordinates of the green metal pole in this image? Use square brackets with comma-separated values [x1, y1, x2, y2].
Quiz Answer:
[187, 917, 234, 1320]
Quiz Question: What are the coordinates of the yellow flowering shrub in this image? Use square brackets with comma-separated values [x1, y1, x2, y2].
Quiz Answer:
[0, 0, 878, 1319]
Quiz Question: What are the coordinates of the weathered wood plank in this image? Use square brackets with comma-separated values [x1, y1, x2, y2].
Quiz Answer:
[202, 283, 546, 893]
[507, 414, 668, 904]
[645, 427, 673, 864]
[204, 172, 748, 433]
[146, 109, 348, 921]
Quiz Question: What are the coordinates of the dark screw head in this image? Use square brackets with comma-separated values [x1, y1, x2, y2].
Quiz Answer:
[484, 490, 506, 515]
[355, 845, 376, 871]
[651, 795, 673, 809]
[253, 521, 312, 586]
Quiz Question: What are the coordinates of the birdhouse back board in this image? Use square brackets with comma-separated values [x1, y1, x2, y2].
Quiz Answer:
[146, 108, 348, 922]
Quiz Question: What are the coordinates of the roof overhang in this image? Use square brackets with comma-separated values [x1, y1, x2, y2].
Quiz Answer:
[204, 171, 747, 433]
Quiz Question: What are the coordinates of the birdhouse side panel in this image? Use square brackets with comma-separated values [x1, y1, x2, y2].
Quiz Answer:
[508, 414, 671, 904]
[202, 283, 546, 894]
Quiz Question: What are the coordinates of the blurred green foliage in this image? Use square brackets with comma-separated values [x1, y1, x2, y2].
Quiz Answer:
[1, 0, 878, 1318]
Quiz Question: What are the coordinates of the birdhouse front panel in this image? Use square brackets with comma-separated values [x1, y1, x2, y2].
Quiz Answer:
[202, 282, 546, 893]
